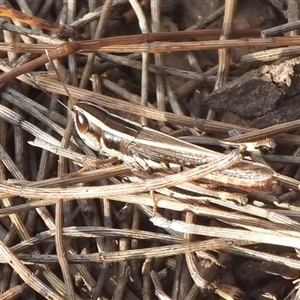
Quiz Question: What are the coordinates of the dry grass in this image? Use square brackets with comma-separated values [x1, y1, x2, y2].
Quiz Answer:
[0, 1, 300, 299]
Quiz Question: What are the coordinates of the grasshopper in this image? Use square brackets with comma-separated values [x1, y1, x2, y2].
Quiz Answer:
[73, 101, 279, 195]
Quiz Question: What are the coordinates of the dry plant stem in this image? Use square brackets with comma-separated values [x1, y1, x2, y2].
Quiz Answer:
[77, 36, 300, 52]
[0, 5, 262, 38]
[171, 256, 183, 299]
[101, 77, 155, 107]
[239, 46, 300, 64]
[29, 139, 105, 168]
[71, 0, 128, 31]
[0, 136, 73, 299]
[220, 216, 299, 239]
[5, 195, 299, 254]
[98, 52, 212, 81]
[0, 284, 26, 300]
[0, 239, 255, 265]
[129, 0, 149, 125]
[0, 22, 63, 44]
[187, 4, 225, 30]
[219, 0, 236, 76]
[165, 78, 187, 120]
[142, 259, 152, 300]
[137, 205, 182, 238]
[261, 19, 300, 37]
[290, 282, 300, 300]
[286, 0, 300, 37]
[56, 130, 76, 297]
[213, 281, 244, 300]
[2, 11, 17, 63]
[185, 212, 209, 289]
[90, 265, 109, 300]
[0, 43, 80, 87]
[38, 55, 75, 297]
[35, 97, 60, 180]
[281, 142, 300, 175]
[0, 265, 10, 293]
[151, 270, 171, 299]
[1, 10, 34, 46]
[0, 183, 253, 220]
[79, 0, 113, 89]
[275, 173, 300, 190]
[0, 29, 261, 52]
[130, 206, 142, 286]
[67, 1, 78, 93]
[209, 0, 237, 120]
[0, 32, 294, 52]
[0, 148, 242, 199]
[0, 116, 20, 290]
[225, 119, 300, 143]
[201, 198, 300, 232]
[2, 35, 300, 87]
[113, 266, 130, 300]
[116, 210, 130, 298]
[0, 241, 63, 300]
[14, 107, 29, 175]
[257, 154, 300, 165]
[86, 0, 97, 37]
[1, 86, 67, 126]
[2, 202, 300, 269]
[0, 7, 63, 34]
[13, 1, 42, 34]
[227, 245, 300, 271]
[2, 164, 129, 191]
[8, 268, 18, 291]
[151, 0, 165, 125]
[0, 104, 64, 147]
[150, 216, 300, 249]
[52, 50, 76, 299]
[185, 284, 201, 300]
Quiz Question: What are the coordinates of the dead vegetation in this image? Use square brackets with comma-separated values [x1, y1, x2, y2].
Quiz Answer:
[1, 0, 300, 299]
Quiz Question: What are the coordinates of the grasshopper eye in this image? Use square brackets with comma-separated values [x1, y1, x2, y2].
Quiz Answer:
[75, 111, 89, 133]
[256, 145, 275, 154]
[74, 110, 103, 151]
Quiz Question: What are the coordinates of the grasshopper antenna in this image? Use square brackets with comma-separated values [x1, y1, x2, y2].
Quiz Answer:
[26, 63, 72, 115]
[45, 49, 76, 111]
